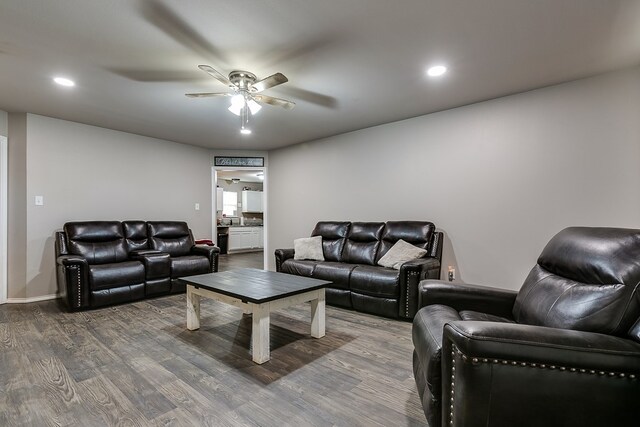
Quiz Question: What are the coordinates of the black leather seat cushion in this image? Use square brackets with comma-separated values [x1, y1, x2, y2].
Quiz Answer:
[342, 222, 385, 265]
[513, 227, 640, 336]
[65, 221, 128, 265]
[376, 221, 435, 263]
[89, 261, 145, 290]
[280, 259, 317, 277]
[350, 265, 399, 298]
[312, 262, 356, 290]
[170, 255, 210, 278]
[148, 221, 194, 257]
[123, 220, 149, 252]
[311, 221, 351, 262]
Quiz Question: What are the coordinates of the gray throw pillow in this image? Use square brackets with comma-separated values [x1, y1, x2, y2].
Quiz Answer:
[377, 239, 428, 269]
[294, 236, 325, 261]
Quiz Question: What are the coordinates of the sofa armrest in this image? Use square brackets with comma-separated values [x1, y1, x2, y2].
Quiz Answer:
[418, 280, 517, 319]
[56, 255, 90, 310]
[191, 245, 220, 272]
[398, 257, 441, 319]
[441, 321, 640, 427]
[274, 248, 295, 272]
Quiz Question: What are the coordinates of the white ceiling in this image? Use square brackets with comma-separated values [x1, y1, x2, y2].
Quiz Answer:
[217, 170, 264, 183]
[1, 0, 639, 150]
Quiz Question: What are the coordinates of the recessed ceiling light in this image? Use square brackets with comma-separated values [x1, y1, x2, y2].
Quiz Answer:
[240, 128, 252, 135]
[53, 77, 75, 87]
[427, 65, 447, 77]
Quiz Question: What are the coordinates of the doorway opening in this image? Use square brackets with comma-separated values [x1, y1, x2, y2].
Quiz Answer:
[212, 167, 266, 270]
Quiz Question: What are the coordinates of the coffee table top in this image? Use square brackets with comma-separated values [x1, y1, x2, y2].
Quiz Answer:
[178, 268, 331, 304]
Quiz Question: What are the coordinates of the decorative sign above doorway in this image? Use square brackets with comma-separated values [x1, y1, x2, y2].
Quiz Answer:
[214, 156, 264, 167]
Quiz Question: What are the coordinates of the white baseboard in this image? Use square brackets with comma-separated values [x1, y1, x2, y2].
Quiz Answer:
[5, 294, 58, 304]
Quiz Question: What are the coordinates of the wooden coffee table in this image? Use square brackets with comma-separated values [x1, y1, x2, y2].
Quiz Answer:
[179, 268, 330, 364]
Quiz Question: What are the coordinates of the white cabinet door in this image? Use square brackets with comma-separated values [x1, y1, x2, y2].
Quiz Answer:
[257, 228, 264, 248]
[241, 191, 263, 213]
[215, 188, 223, 212]
[229, 229, 252, 250]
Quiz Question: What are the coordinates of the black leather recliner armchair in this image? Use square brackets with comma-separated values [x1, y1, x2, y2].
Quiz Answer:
[412, 227, 640, 427]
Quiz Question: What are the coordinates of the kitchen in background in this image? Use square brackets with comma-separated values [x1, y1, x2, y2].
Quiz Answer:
[215, 170, 264, 255]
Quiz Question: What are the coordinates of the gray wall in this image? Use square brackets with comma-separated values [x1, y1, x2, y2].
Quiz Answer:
[14, 114, 213, 299]
[7, 113, 27, 298]
[267, 67, 640, 290]
[0, 110, 7, 135]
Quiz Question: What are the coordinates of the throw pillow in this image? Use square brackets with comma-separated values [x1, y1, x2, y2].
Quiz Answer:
[294, 236, 325, 261]
[377, 239, 428, 269]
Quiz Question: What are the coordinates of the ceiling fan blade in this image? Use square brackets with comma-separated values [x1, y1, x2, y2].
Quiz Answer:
[251, 73, 288, 92]
[198, 65, 233, 87]
[253, 95, 296, 110]
[185, 92, 231, 98]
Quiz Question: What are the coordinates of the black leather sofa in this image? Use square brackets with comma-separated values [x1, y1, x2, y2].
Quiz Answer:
[412, 227, 640, 427]
[55, 221, 219, 310]
[275, 221, 443, 319]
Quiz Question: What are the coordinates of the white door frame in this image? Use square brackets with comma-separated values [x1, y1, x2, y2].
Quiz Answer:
[211, 165, 267, 269]
[0, 136, 8, 304]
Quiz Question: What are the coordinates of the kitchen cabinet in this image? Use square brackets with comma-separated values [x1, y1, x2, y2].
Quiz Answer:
[228, 227, 264, 251]
[241, 190, 263, 213]
[216, 188, 223, 211]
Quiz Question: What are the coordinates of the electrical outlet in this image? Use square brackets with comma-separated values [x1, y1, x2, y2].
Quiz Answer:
[35, 195, 44, 206]
[194, 203, 200, 211]
[448, 266, 456, 282]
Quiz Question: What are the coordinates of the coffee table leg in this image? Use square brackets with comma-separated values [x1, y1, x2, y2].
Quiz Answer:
[251, 303, 270, 364]
[186, 286, 200, 331]
[311, 289, 326, 338]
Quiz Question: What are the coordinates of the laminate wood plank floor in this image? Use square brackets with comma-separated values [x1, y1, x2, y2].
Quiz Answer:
[0, 256, 427, 426]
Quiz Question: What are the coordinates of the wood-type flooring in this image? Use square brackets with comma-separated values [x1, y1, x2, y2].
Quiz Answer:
[0, 252, 426, 426]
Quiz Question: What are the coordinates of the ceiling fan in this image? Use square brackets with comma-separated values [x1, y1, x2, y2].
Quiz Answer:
[186, 65, 295, 134]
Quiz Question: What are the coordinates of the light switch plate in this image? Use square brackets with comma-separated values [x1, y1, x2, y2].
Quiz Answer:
[35, 195, 44, 206]
[195, 203, 200, 211]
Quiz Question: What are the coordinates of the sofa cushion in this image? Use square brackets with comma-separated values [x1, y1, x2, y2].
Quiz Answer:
[376, 221, 435, 263]
[65, 221, 128, 265]
[513, 227, 640, 336]
[377, 239, 428, 269]
[311, 221, 351, 262]
[281, 259, 318, 277]
[312, 262, 356, 290]
[294, 236, 325, 261]
[148, 221, 194, 257]
[350, 265, 399, 298]
[342, 222, 385, 265]
[123, 220, 149, 252]
[89, 261, 145, 290]
[170, 255, 210, 278]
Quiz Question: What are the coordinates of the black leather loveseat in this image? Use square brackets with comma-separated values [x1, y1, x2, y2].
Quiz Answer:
[55, 221, 219, 310]
[275, 221, 443, 319]
[412, 227, 640, 427]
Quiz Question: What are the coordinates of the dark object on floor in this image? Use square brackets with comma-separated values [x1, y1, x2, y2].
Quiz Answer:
[275, 221, 443, 319]
[55, 221, 219, 310]
[412, 226, 640, 427]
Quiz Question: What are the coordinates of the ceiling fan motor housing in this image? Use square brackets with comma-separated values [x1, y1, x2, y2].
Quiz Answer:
[229, 70, 257, 90]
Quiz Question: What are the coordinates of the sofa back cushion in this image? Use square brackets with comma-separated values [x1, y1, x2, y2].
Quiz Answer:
[513, 227, 640, 338]
[64, 221, 128, 265]
[311, 221, 351, 262]
[376, 221, 435, 263]
[343, 222, 385, 265]
[147, 221, 194, 257]
[122, 220, 149, 252]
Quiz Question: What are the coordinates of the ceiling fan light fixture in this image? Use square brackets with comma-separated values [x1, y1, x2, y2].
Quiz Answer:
[247, 99, 262, 115]
[228, 94, 246, 116]
[240, 128, 252, 135]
